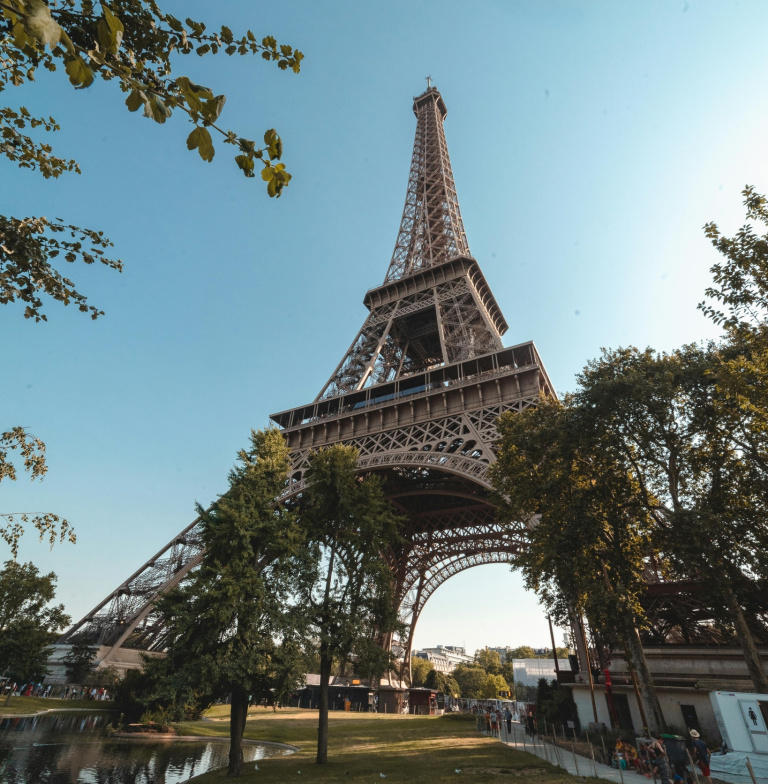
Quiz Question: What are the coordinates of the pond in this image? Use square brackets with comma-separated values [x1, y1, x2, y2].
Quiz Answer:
[0, 711, 293, 783]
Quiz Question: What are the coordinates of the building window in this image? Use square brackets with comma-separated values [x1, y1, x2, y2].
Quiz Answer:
[607, 694, 635, 731]
[680, 704, 700, 733]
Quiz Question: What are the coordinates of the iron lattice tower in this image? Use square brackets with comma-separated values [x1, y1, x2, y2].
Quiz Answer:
[60, 87, 555, 676]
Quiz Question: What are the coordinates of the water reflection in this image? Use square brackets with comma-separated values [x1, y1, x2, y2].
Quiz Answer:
[0, 712, 290, 783]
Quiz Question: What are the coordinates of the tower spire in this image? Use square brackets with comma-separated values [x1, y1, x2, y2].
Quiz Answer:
[384, 86, 470, 283]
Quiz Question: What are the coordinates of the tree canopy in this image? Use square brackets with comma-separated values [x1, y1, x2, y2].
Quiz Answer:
[146, 428, 312, 776]
[1, 426, 74, 558]
[410, 656, 433, 687]
[298, 445, 404, 764]
[0, 559, 69, 699]
[2, 0, 302, 322]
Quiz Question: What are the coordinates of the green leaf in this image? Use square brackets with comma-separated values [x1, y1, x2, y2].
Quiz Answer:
[201, 95, 226, 123]
[146, 96, 172, 124]
[187, 126, 214, 162]
[125, 89, 143, 112]
[261, 166, 274, 182]
[235, 154, 255, 177]
[98, 4, 123, 54]
[165, 14, 183, 32]
[64, 56, 94, 88]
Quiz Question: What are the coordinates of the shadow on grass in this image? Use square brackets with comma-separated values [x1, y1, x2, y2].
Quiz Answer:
[181, 711, 584, 783]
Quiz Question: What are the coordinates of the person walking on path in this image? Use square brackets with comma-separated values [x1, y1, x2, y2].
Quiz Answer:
[526, 710, 537, 739]
[504, 706, 512, 734]
[690, 730, 713, 784]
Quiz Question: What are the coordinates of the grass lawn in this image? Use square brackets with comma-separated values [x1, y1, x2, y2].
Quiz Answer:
[0, 695, 115, 716]
[180, 708, 593, 783]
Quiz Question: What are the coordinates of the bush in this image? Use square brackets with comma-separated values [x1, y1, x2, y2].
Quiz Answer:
[440, 711, 476, 722]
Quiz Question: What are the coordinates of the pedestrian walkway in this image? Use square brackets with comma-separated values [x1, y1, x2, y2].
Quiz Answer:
[494, 720, 637, 783]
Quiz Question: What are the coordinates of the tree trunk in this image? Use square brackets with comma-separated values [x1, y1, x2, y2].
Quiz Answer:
[623, 624, 667, 734]
[227, 686, 248, 777]
[317, 643, 332, 764]
[724, 585, 768, 693]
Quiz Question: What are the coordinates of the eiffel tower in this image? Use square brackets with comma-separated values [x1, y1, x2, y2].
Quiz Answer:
[58, 85, 555, 679]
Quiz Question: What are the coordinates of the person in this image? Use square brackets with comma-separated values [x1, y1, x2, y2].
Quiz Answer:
[637, 741, 653, 777]
[489, 709, 498, 736]
[504, 706, 512, 734]
[526, 710, 537, 738]
[648, 735, 667, 758]
[625, 742, 639, 770]
[690, 730, 713, 784]
[652, 746, 672, 784]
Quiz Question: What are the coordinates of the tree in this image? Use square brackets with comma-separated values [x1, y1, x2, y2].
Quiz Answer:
[62, 634, 98, 684]
[700, 185, 768, 334]
[424, 668, 460, 697]
[0, 559, 69, 703]
[1, 426, 75, 558]
[515, 681, 537, 704]
[2, 0, 303, 322]
[574, 343, 768, 694]
[501, 660, 516, 689]
[146, 428, 312, 777]
[485, 673, 511, 699]
[490, 396, 667, 732]
[452, 664, 489, 699]
[298, 445, 403, 765]
[410, 656, 433, 687]
[535, 677, 578, 728]
[507, 645, 536, 660]
[474, 647, 502, 675]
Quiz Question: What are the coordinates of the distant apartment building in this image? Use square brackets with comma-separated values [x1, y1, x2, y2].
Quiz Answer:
[412, 645, 475, 673]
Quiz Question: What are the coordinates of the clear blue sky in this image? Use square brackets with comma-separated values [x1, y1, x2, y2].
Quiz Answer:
[4, 0, 768, 656]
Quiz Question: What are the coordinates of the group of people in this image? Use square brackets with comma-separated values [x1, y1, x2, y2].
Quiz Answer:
[483, 706, 514, 736]
[2, 681, 111, 701]
[611, 731, 712, 784]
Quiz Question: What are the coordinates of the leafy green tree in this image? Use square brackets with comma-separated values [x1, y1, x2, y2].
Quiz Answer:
[410, 656, 433, 687]
[146, 428, 312, 777]
[474, 647, 502, 675]
[0, 560, 69, 704]
[485, 673, 511, 699]
[298, 445, 404, 765]
[501, 661, 516, 689]
[508, 645, 536, 660]
[1, 0, 303, 323]
[452, 664, 488, 699]
[62, 635, 98, 684]
[515, 681, 537, 704]
[535, 678, 577, 728]
[577, 342, 768, 693]
[490, 396, 666, 732]
[700, 185, 768, 334]
[1, 426, 75, 558]
[423, 668, 461, 697]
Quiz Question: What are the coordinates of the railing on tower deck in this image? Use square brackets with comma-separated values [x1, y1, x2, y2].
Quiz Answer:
[270, 342, 544, 431]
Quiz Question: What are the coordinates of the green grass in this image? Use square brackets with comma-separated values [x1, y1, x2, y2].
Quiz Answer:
[0, 695, 115, 716]
[180, 708, 593, 783]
